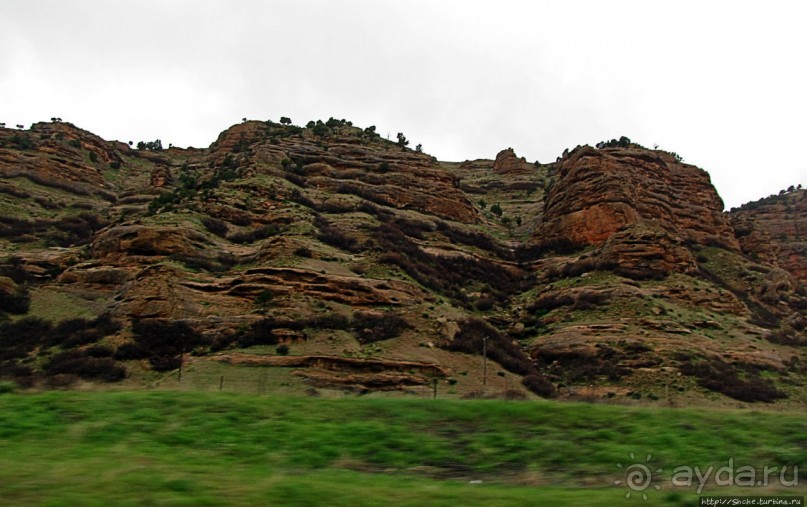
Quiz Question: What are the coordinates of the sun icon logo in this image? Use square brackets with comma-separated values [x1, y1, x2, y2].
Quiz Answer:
[614, 452, 663, 501]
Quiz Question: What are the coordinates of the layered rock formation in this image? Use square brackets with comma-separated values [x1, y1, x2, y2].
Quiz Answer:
[731, 189, 807, 284]
[0, 119, 805, 405]
[492, 148, 533, 175]
[539, 146, 738, 250]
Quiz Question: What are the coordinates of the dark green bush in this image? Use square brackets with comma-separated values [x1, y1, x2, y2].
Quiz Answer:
[0, 283, 29, 314]
[535, 347, 627, 383]
[201, 217, 228, 237]
[131, 319, 204, 371]
[0, 317, 52, 360]
[442, 318, 532, 376]
[522, 374, 556, 398]
[351, 312, 411, 344]
[374, 223, 526, 306]
[44, 350, 126, 381]
[9, 133, 36, 150]
[228, 224, 280, 244]
[680, 357, 785, 403]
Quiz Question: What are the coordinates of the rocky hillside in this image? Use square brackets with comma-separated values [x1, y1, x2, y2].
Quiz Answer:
[730, 189, 807, 284]
[0, 120, 804, 406]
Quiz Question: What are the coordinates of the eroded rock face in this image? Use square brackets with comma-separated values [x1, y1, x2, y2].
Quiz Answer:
[730, 213, 779, 266]
[213, 121, 479, 223]
[92, 225, 221, 261]
[599, 224, 698, 279]
[731, 189, 807, 284]
[539, 146, 739, 250]
[114, 265, 202, 320]
[150, 167, 173, 187]
[0, 122, 122, 199]
[493, 148, 533, 175]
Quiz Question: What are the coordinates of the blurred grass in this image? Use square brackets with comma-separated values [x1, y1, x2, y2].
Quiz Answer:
[0, 391, 805, 505]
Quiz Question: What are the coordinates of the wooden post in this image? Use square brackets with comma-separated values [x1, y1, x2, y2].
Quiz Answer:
[432, 378, 438, 399]
[482, 337, 488, 386]
[220, 375, 224, 391]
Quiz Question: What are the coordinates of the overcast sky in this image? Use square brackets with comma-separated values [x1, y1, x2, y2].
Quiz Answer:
[2, 1, 805, 209]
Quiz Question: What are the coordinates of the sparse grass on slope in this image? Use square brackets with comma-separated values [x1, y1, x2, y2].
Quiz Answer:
[0, 391, 805, 506]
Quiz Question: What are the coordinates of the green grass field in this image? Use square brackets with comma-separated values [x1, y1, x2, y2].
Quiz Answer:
[0, 391, 805, 506]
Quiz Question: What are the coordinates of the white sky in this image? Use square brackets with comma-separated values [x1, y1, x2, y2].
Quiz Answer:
[1, 0, 805, 209]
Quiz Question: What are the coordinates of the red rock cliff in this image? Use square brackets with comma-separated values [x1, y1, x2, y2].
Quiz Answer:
[538, 146, 739, 251]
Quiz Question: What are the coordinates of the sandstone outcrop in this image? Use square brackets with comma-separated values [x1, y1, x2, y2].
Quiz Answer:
[731, 189, 807, 284]
[539, 146, 738, 250]
[492, 148, 533, 175]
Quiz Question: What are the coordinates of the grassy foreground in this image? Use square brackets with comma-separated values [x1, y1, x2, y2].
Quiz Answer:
[0, 391, 805, 506]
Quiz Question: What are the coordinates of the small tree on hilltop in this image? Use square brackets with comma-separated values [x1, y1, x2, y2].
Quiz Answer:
[312, 122, 328, 137]
[396, 132, 409, 150]
[136, 139, 163, 151]
[280, 116, 292, 125]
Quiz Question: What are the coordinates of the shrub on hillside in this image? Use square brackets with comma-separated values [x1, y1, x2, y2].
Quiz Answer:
[0, 282, 29, 314]
[131, 319, 205, 371]
[44, 350, 126, 382]
[45, 314, 122, 348]
[0, 317, 52, 360]
[235, 313, 358, 348]
[374, 223, 526, 306]
[201, 216, 228, 237]
[522, 374, 556, 398]
[305, 313, 351, 330]
[314, 215, 360, 252]
[474, 294, 496, 312]
[0, 256, 31, 284]
[351, 311, 411, 344]
[228, 224, 280, 244]
[680, 357, 785, 403]
[765, 327, 807, 346]
[236, 318, 282, 348]
[442, 318, 533, 376]
[284, 172, 306, 188]
[0, 213, 109, 247]
[535, 347, 626, 383]
[435, 221, 504, 254]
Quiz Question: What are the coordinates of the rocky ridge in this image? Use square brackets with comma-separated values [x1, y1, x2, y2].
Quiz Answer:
[0, 120, 805, 405]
